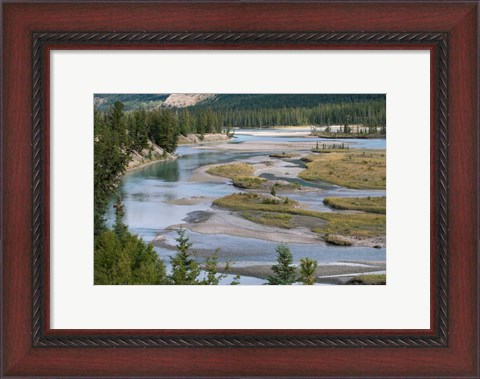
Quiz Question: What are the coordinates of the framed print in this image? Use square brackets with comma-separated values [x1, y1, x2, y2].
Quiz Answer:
[2, 1, 478, 377]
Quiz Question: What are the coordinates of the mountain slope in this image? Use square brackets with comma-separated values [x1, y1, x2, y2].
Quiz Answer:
[162, 94, 216, 108]
[94, 93, 386, 112]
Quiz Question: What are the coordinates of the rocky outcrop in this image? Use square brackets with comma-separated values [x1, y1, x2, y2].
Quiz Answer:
[177, 133, 229, 145]
[162, 94, 215, 108]
[127, 140, 176, 172]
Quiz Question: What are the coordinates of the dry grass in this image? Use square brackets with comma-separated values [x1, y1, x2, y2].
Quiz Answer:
[241, 211, 293, 229]
[207, 162, 254, 179]
[299, 150, 386, 189]
[323, 196, 386, 214]
[312, 212, 385, 238]
[207, 163, 267, 189]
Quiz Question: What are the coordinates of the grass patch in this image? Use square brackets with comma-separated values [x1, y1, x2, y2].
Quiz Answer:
[347, 274, 386, 285]
[324, 196, 386, 214]
[207, 163, 267, 189]
[299, 150, 386, 189]
[214, 193, 385, 238]
[272, 181, 302, 191]
[207, 162, 254, 179]
[233, 176, 267, 189]
[213, 193, 300, 213]
[207, 163, 300, 190]
[241, 211, 293, 229]
[311, 212, 385, 238]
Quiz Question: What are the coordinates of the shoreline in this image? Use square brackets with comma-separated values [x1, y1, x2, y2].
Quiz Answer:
[156, 208, 385, 248]
[125, 154, 177, 173]
[177, 133, 230, 146]
[216, 261, 386, 284]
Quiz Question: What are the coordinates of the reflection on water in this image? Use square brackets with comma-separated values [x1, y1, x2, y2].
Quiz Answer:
[129, 159, 180, 181]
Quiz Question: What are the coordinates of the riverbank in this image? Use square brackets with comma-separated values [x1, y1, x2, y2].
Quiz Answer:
[126, 140, 177, 172]
[215, 261, 386, 284]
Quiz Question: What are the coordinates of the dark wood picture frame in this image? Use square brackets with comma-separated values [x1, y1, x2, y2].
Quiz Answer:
[2, 1, 478, 377]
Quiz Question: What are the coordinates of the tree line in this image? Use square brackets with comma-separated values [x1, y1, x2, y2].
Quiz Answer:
[191, 94, 385, 111]
[193, 100, 386, 129]
[94, 101, 181, 236]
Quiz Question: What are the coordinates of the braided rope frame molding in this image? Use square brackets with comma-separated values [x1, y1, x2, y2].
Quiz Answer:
[32, 32, 448, 348]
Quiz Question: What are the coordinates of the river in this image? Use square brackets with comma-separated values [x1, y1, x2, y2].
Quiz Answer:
[106, 127, 386, 284]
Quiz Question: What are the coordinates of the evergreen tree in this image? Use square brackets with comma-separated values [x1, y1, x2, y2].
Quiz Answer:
[267, 244, 296, 285]
[94, 197, 167, 285]
[113, 197, 128, 239]
[200, 249, 230, 285]
[179, 108, 193, 136]
[94, 105, 130, 236]
[169, 229, 201, 285]
[128, 109, 149, 151]
[299, 257, 318, 285]
[148, 109, 179, 153]
[197, 109, 208, 137]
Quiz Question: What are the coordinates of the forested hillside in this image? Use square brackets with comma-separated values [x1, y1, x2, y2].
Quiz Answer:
[196, 94, 384, 111]
[94, 94, 169, 111]
[95, 93, 386, 131]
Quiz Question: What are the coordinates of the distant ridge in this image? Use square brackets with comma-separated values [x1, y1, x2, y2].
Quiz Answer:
[94, 93, 386, 112]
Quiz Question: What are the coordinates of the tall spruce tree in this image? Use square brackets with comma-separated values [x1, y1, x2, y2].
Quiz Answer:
[267, 244, 296, 285]
[169, 229, 201, 285]
[93, 104, 130, 236]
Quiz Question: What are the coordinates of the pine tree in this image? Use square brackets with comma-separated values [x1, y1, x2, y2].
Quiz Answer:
[169, 229, 201, 285]
[267, 244, 296, 285]
[200, 249, 230, 285]
[179, 108, 192, 136]
[94, 196, 167, 285]
[113, 197, 128, 239]
[94, 105, 130, 236]
[299, 257, 318, 285]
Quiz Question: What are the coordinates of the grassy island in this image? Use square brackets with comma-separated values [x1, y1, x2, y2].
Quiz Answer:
[323, 196, 386, 214]
[299, 150, 386, 189]
[213, 193, 386, 244]
[207, 163, 266, 189]
[207, 162, 300, 190]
